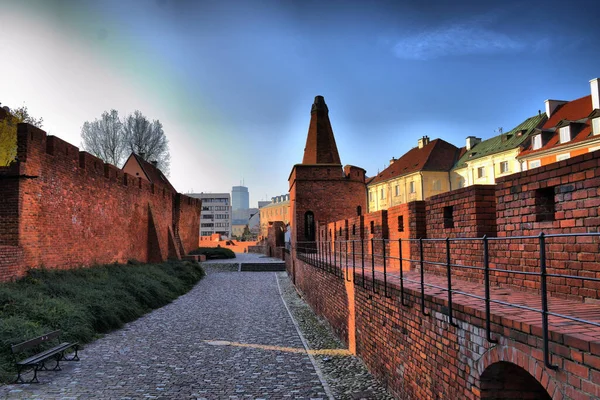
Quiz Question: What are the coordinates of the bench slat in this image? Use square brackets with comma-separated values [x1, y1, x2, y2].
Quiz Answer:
[17, 342, 77, 366]
[11, 330, 62, 353]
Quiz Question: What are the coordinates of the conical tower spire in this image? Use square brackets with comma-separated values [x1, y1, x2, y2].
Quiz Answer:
[301, 96, 342, 165]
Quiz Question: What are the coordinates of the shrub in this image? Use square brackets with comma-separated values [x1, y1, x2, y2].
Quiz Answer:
[0, 260, 204, 382]
[189, 247, 236, 259]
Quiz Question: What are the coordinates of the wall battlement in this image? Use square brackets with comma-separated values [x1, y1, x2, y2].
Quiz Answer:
[0, 123, 201, 281]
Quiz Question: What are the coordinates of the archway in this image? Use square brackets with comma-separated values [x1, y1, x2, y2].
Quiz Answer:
[480, 361, 551, 399]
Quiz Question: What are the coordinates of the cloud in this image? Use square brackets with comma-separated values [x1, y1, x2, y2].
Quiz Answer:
[392, 23, 546, 60]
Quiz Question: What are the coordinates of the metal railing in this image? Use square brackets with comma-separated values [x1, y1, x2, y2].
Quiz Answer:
[296, 233, 600, 370]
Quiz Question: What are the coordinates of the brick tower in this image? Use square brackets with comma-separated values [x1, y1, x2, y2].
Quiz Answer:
[289, 96, 367, 245]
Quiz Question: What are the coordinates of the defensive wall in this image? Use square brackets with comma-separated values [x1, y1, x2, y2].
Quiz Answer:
[0, 123, 201, 281]
[283, 149, 600, 399]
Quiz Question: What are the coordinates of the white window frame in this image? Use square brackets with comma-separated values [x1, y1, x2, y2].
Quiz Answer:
[532, 135, 542, 150]
[409, 181, 416, 193]
[369, 191, 373, 202]
[499, 161, 509, 174]
[556, 153, 570, 161]
[395, 185, 399, 197]
[559, 126, 571, 144]
[380, 188, 385, 200]
[593, 118, 600, 135]
[529, 160, 541, 169]
[477, 167, 485, 179]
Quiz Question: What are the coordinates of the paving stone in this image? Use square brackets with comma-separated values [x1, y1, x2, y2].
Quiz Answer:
[0, 263, 393, 399]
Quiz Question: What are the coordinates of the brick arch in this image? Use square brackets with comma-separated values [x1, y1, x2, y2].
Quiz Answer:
[475, 345, 561, 399]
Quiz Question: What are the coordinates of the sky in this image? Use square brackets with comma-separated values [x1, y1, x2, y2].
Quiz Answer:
[1, 0, 599, 207]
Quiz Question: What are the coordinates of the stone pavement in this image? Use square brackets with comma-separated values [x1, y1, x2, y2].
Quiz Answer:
[0, 264, 330, 399]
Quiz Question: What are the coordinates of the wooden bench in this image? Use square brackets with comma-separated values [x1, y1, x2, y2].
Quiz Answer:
[11, 330, 79, 383]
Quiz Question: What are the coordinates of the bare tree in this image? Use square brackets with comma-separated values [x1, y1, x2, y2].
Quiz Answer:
[81, 109, 127, 166]
[123, 110, 170, 175]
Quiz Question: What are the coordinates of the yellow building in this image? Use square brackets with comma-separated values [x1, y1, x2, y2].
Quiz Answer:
[451, 113, 547, 188]
[367, 137, 461, 212]
[259, 194, 290, 238]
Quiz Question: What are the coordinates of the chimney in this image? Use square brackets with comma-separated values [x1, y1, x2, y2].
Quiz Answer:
[417, 135, 430, 149]
[389, 157, 396, 166]
[466, 136, 481, 151]
[591, 78, 600, 110]
[544, 99, 568, 118]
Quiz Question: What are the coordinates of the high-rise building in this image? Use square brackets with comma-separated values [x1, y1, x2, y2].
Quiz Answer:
[188, 193, 232, 238]
[232, 186, 249, 210]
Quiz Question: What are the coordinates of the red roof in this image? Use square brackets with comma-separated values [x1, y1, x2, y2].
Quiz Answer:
[126, 153, 176, 193]
[369, 139, 461, 185]
[543, 95, 592, 129]
[520, 96, 594, 158]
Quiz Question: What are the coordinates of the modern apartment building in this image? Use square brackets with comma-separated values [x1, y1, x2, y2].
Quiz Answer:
[231, 185, 249, 210]
[188, 193, 232, 238]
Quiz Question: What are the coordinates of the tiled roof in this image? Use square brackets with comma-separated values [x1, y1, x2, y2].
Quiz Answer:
[453, 113, 547, 169]
[369, 139, 460, 185]
[543, 96, 591, 129]
[519, 96, 594, 158]
[130, 153, 176, 193]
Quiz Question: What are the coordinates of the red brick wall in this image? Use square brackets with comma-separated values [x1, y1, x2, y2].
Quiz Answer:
[0, 124, 201, 281]
[291, 257, 599, 399]
[289, 164, 367, 245]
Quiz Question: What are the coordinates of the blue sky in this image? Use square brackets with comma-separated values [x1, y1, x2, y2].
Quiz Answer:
[1, 0, 599, 207]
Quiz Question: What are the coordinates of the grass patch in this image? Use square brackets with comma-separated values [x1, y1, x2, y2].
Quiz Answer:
[189, 247, 236, 259]
[0, 260, 204, 383]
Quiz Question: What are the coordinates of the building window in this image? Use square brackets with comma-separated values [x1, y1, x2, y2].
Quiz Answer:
[352, 224, 356, 236]
[370, 220, 374, 234]
[409, 181, 416, 193]
[357, 206, 362, 216]
[529, 160, 541, 169]
[593, 118, 600, 135]
[398, 216, 404, 232]
[304, 211, 315, 241]
[380, 188, 385, 199]
[432, 180, 441, 191]
[477, 167, 485, 179]
[369, 191, 373, 202]
[532, 134, 542, 150]
[499, 161, 509, 174]
[559, 126, 571, 144]
[535, 187, 556, 222]
[443, 206, 454, 229]
[395, 185, 400, 196]
[556, 153, 570, 161]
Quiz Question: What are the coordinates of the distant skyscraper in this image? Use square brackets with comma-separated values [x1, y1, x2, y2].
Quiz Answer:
[232, 186, 249, 210]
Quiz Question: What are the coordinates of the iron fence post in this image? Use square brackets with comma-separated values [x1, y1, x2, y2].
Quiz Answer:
[446, 238, 457, 327]
[540, 232, 558, 370]
[333, 240, 337, 276]
[371, 237, 377, 293]
[346, 240, 350, 282]
[382, 239, 388, 297]
[483, 235, 497, 343]
[361, 239, 366, 288]
[399, 238, 407, 306]
[352, 240, 356, 284]
[419, 238, 429, 316]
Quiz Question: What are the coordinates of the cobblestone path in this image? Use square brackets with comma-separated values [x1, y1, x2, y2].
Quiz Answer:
[0, 268, 330, 399]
